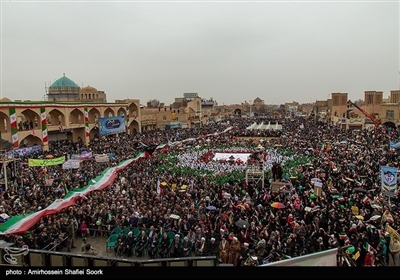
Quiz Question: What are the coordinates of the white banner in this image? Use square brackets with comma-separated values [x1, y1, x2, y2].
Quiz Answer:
[62, 159, 80, 169]
[260, 248, 338, 266]
[314, 181, 323, 187]
[213, 153, 251, 162]
[95, 154, 109, 163]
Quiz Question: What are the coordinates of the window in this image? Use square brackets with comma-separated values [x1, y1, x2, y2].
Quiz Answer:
[386, 110, 394, 119]
[333, 96, 339, 106]
[163, 116, 166, 120]
[341, 95, 347, 106]
[366, 94, 374, 105]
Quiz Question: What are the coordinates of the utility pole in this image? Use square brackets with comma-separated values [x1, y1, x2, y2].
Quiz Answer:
[0, 150, 19, 192]
[1, 150, 9, 191]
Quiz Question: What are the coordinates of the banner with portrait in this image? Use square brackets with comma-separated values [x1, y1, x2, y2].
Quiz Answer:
[380, 165, 398, 198]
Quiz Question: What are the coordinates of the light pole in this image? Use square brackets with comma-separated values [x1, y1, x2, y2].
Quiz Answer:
[1, 150, 11, 191]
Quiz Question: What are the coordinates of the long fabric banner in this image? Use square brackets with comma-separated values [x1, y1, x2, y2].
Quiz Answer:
[70, 152, 93, 160]
[28, 156, 66, 167]
[380, 165, 398, 197]
[11, 145, 42, 157]
[0, 126, 233, 235]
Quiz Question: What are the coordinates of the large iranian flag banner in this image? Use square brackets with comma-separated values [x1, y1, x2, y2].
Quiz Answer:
[0, 152, 147, 235]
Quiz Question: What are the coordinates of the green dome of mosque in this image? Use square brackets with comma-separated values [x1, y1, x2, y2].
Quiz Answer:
[50, 74, 79, 88]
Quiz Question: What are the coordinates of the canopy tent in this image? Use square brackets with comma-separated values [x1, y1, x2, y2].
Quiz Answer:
[246, 122, 282, 131]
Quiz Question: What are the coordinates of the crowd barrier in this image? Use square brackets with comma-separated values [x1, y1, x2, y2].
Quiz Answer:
[0, 245, 217, 267]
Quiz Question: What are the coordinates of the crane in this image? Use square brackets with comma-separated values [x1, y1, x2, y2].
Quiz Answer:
[347, 100, 381, 127]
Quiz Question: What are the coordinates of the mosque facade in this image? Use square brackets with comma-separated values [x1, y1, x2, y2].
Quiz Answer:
[0, 75, 141, 151]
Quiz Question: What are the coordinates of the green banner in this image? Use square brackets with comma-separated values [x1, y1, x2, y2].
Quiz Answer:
[28, 156, 66, 167]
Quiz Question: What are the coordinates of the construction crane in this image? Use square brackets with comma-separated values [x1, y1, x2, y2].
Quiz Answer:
[347, 100, 381, 127]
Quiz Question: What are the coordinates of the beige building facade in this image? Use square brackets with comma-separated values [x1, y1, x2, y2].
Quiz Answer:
[313, 90, 400, 130]
[0, 98, 141, 151]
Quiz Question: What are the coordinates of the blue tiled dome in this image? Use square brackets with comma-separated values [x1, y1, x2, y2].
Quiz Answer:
[50, 74, 79, 88]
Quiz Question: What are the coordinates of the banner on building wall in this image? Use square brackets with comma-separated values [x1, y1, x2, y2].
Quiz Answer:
[84, 107, 89, 139]
[28, 156, 66, 167]
[380, 165, 398, 197]
[99, 116, 126, 135]
[125, 106, 129, 132]
[40, 107, 48, 144]
[9, 107, 19, 149]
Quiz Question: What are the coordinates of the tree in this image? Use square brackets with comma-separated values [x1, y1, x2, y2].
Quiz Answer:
[147, 99, 160, 108]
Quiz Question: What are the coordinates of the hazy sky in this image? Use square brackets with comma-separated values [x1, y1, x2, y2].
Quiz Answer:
[1, 1, 399, 106]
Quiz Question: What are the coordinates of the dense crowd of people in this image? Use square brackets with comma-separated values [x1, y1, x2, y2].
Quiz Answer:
[0, 115, 399, 267]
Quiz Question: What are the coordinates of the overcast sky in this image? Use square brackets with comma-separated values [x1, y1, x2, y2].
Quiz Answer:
[1, 1, 399, 106]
